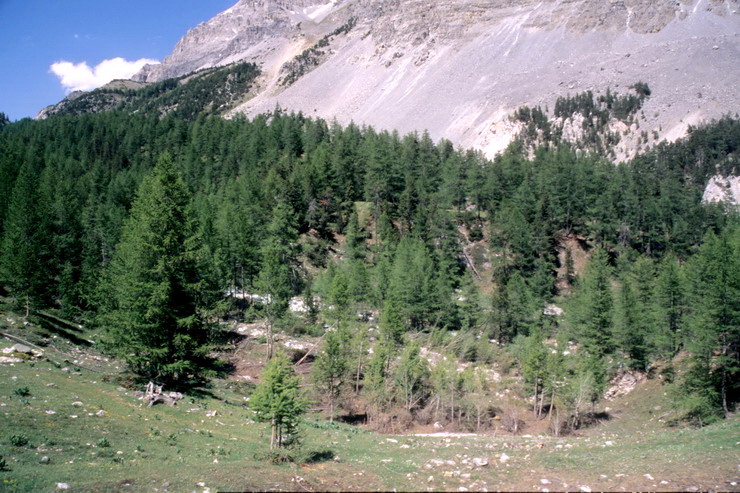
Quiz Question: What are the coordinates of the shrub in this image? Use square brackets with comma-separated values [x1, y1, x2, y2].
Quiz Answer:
[13, 387, 30, 397]
[10, 434, 29, 447]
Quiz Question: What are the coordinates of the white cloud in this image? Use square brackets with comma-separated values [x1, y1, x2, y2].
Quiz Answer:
[50, 57, 160, 93]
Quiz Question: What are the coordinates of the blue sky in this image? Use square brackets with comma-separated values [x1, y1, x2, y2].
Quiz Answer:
[0, 0, 236, 121]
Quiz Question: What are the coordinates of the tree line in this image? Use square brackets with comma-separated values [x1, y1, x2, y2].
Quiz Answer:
[0, 107, 737, 431]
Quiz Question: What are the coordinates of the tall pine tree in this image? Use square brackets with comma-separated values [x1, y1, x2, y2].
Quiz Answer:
[100, 153, 214, 387]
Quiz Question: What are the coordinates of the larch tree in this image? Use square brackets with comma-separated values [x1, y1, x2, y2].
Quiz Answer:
[251, 353, 307, 450]
[256, 197, 300, 360]
[312, 327, 350, 422]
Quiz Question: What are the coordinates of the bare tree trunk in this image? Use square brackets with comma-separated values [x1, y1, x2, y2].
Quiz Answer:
[266, 320, 274, 361]
[546, 388, 555, 421]
[355, 340, 363, 393]
[538, 389, 546, 419]
[721, 334, 729, 417]
[270, 418, 276, 450]
[25, 294, 30, 319]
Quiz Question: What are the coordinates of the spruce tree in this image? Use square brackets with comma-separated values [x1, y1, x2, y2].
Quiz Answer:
[653, 253, 685, 356]
[573, 247, 614, 357]
[0, 161, 55, 316]
[101, 153, 213, 387]
[682, 228, 739, 420]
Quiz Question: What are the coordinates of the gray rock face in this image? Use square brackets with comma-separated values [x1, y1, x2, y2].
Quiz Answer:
[138, 0, 740, 156]
[133, 0, 321, 82]
[703, 175, 740, 207]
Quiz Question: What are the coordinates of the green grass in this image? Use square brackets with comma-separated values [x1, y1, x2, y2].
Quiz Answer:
[1, 313, 738, 492]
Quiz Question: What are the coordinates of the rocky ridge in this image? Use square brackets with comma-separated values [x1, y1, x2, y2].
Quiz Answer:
[132, 0, 739, 158]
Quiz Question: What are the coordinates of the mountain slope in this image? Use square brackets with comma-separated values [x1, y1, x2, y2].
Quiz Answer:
[134, 0, 740, 158]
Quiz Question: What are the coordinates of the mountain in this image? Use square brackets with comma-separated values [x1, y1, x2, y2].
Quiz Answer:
[132, 0, 740, 158]
[36, 62, 260, 120]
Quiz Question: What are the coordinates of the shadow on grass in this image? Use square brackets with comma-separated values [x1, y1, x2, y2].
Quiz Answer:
[299, 448, 335, 464]
[31, 314, 91, 347]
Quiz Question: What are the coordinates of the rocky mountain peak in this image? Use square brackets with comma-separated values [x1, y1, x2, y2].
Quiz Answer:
[135, 0, 740, 158]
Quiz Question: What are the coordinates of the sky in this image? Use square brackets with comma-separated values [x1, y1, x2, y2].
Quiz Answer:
[0, 0, 237, 121]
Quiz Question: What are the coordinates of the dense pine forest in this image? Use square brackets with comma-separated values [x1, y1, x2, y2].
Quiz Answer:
[0, 99, 738, 435]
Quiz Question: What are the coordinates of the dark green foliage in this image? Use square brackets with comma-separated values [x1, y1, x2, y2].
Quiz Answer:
[9, 434, 29, 447]
[99, 153, 214, 387]
[570, 247, 613, 357]
[513, 84, 650, 156]
[679, 227, 740, 422]
[0, 87, 739, 426]
[44, 62, 260, 121]
[13, 387, 30, 397]
[0, 161, 56, 314]
[652, 254, 686, 357]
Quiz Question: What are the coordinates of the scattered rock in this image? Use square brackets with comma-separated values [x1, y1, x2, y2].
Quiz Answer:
[96, 410, 105, 416]
[540, 479, 551, 485]
[605, 440, 614, 446]
[40, 456, 50, 464]
[644, 474, 654, 480]
[56, 483, 70, 490]
[471, 457, 488, 467]
[499, 453, 510, 464]
[400, 444, 410, 449]
[11, 344, 33, 354]
[604, 371, 646, 400]
[579, 486, 591, 493]
[205, 410, 217, 417]
[0, 357, 23, 364]
[386, 438, 398, 443]
[72, 401, 84, 407]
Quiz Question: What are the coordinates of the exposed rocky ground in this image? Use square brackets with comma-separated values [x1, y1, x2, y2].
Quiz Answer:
[132, 0, 740, 159]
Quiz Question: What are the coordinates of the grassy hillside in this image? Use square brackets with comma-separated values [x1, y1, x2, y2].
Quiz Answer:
[1, 311, 737, 493]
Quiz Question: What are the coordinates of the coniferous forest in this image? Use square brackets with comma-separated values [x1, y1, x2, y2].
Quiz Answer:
[0, 98, 738, 437]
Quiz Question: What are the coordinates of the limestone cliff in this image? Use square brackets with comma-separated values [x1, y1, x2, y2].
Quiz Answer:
[131, 0, 739, 157]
